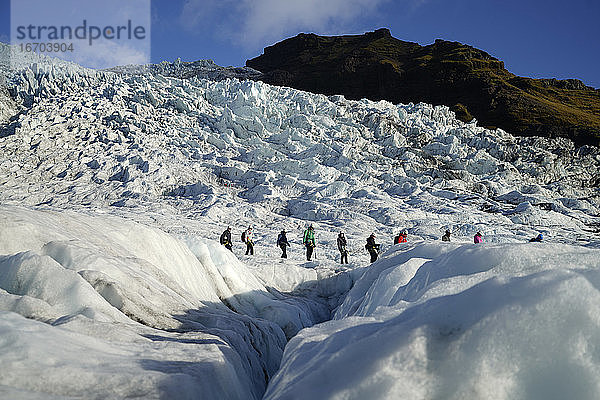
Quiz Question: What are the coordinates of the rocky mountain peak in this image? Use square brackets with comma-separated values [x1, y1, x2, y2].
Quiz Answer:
[247, 29, 600, 147]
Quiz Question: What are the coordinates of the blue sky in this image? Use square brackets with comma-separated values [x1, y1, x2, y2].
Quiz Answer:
[2, 0, 599, 88]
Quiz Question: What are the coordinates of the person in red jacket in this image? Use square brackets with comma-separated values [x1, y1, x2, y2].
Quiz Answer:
[394, 229, 408, 244]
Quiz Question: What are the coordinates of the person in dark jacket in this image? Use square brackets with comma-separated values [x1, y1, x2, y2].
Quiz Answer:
[277, 230, 290, 258]
[220, 227, 233, 252]
[442, 230, 451, 242]
[337, 232, 349, 264]
[365, 233, 380, 263]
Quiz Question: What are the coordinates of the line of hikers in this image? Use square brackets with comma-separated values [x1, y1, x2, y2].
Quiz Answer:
[220, 225, 410, 264]
[220, 224, 324, 262]
[220, 226, 545, 265]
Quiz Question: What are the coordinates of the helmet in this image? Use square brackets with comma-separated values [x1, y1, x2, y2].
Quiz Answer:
[538, 233, 543, 240]
[401, 229, 408, 235]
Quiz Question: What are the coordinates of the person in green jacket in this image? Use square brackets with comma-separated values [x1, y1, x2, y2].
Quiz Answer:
[303, 225, 316, 261]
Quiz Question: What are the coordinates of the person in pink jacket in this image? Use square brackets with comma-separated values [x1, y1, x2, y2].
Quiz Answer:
[474, 232, 483, 244]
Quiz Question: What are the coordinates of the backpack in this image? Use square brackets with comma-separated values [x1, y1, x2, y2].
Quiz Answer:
[220, 232, 226, 245]
[241, 231, 246, 243]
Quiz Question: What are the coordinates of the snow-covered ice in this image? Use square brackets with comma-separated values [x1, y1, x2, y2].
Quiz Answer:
[266, 242, 600, 400]
[1, 45, 599, 398]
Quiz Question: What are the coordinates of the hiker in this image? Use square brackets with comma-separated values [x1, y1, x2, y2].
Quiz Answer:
[365, 233, 380, 263]
[303, 225, 316, 261]
[474, 232, 483, 244]
[529, 233, 543, 242]
[219, 226, 233, 252]
[442, 230, 451, 242]
[243, 226, 254, 255]
[277, 229, 290, 258]
[394, 229, 408, 244]
[337, 232, 349, 264]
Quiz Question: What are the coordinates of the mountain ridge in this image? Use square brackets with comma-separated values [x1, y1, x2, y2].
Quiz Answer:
[246, 28, 600, 147]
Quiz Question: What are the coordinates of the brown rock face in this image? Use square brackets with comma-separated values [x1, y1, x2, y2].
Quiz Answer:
[247, 29, 600, 147]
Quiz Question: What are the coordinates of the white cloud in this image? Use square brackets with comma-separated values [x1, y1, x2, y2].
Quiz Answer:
[181, 0, 390, 50]
[45, 40, 150, 70]
[75, 41, 150, 69]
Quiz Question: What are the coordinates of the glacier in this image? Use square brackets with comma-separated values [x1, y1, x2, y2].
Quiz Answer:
[1, 42, 600, 399]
